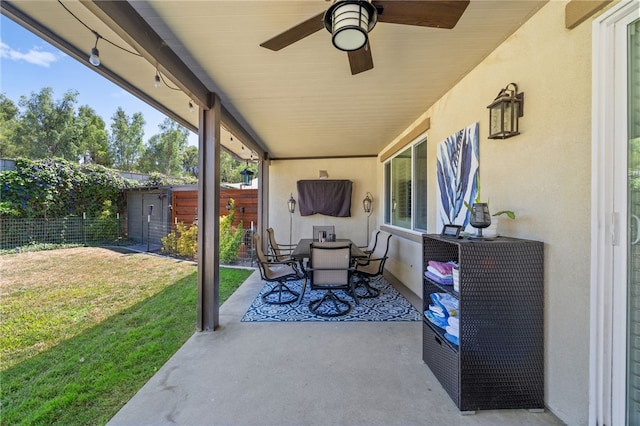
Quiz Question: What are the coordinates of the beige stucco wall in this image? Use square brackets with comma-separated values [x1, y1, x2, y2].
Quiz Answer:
[267, 158, 377, 247]
[266, 1, 594, 424]
[380, 1, 591, 424]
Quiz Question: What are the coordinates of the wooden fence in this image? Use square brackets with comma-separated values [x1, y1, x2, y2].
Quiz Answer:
[171, 189, 258, 230]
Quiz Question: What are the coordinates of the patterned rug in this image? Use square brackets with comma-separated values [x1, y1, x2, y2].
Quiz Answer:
[241, 277, 422, 322]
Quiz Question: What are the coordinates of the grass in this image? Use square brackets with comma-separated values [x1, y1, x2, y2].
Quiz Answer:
[0, 247, 254, 425]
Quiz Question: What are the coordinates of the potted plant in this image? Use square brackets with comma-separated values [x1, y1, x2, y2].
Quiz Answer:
[463, 179, 515, 237]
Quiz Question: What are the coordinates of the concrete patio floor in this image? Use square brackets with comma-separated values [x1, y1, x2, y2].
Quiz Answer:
[107, 270, 564, 426]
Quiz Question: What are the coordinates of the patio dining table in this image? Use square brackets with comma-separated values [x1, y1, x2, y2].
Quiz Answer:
[290, 238, 368, 261]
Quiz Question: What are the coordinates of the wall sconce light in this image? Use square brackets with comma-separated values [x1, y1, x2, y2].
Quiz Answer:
[324, 0, 378, 52]
[287, 193, 297, 214]
[487, 82, 524, 139]
[363, 192, 373, 245]
[363, 192, 373, 214]
[89, 33, 101, 66]
[287, 193, 296, 246]
[240, 161, 254, 186]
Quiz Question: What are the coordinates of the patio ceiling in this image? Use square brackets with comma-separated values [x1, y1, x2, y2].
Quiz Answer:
[3, 0, 547, 161]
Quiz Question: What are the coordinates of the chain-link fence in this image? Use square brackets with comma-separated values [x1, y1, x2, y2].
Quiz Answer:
[1, 217, 256, 266]
[0, 217, 123, 251]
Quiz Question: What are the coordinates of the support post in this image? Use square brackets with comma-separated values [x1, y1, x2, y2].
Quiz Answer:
[197, 93, 221, 331]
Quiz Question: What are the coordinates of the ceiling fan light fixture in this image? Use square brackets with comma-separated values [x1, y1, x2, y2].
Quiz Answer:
[324, 0, 377, 51]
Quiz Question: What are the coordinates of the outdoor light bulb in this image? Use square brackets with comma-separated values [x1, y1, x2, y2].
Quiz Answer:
[89, 47, 100, 66]
[154, 73, 161, 88]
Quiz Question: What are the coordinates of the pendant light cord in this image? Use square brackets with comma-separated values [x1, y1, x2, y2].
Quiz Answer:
[57, 0, 142, 58]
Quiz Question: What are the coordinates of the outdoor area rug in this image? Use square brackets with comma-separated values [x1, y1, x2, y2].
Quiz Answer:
[241, 277, 422, 322]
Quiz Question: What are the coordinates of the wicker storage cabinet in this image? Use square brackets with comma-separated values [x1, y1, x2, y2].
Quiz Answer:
[422, 235, 544, 413]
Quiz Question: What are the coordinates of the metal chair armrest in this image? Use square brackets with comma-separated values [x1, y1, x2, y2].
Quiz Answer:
[355, 255, 387, 266]
[259, 258, 299, 268]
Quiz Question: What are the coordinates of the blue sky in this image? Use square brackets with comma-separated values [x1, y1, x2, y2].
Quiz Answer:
[0, 15, 197, 146]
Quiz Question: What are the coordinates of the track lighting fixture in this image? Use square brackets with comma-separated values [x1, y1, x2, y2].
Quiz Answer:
[188, 100, 195, 112]
[154, 71, 161, 88]
[89, 33, 101, 66]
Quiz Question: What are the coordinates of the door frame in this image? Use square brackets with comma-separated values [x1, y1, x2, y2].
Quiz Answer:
[590, 2, 639, 425]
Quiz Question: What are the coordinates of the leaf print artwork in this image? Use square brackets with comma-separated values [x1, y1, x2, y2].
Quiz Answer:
[436, 123, 479, 231]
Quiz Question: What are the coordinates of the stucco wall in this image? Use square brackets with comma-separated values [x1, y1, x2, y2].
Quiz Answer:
[268, 158, 377, 248]
[379, 1, 591, 424]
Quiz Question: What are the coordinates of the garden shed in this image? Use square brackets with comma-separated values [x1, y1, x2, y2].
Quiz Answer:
[126, 187, 173, 247]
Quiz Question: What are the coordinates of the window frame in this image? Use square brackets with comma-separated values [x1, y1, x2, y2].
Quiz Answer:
[383, 136, 428, 232]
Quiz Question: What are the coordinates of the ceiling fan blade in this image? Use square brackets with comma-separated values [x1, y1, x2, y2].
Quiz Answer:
[374, 0, 470, 29]
[348, 43, 374, 75]
[260, 12, 326, 51]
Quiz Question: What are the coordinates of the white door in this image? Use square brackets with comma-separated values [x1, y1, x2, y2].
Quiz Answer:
[591, 2, 640, 425]
[624, 15, 640, 426]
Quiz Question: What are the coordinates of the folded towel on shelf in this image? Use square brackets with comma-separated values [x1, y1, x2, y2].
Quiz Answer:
[428, 304, 446, 317]
[444, 332, 459, 346]
[424, 270, 453, 285]
[424, 310, 448, 329]
[445, 325, 459, 337]
[428, 260, 458, 276]
[426, 265, 450, 279]
[430, 293, 458, 317]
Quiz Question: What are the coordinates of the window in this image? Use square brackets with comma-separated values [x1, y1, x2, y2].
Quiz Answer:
[384, 138, 427, 231]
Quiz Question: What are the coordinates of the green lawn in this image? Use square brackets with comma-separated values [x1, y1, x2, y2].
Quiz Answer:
[0, 247, 253, 425]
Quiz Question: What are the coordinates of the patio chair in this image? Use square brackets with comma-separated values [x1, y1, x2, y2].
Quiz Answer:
[352, 231, 392, 298]
[358, 229, 380, 255]
[307, 242, 358, 317]
[266, 227, 296, 261]
[253, 234, 303, 305]
[312, 225, 335, 241]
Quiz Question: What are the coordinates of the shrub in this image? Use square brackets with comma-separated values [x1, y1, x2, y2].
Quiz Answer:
[0, 158, 131, 218]
[220, 200, 244, 264]
[142, 172, 197, 187]
[161, 222, 197, 258]
[161, 199, 244, 263]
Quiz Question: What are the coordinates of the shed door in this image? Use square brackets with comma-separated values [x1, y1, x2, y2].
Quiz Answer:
[141, 194, 155, 242]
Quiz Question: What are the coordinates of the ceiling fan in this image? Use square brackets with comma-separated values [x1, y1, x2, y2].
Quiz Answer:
[260, 0, 470, 75]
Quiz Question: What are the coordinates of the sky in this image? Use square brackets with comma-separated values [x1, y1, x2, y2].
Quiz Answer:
[0, 14, 198, 147]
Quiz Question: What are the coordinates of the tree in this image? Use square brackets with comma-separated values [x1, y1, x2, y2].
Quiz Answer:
[182, 145, 199, 177]
[138, 118, 189, 175]
[13, 87, 80, 160]
[0, 94, 19, 158]
[109, 107, 145, 172]
[220, 150, 236, 183]
[77, 105, 111, 166]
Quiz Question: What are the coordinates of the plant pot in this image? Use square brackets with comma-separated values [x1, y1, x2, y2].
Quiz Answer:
[470, 203, 491, 237]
